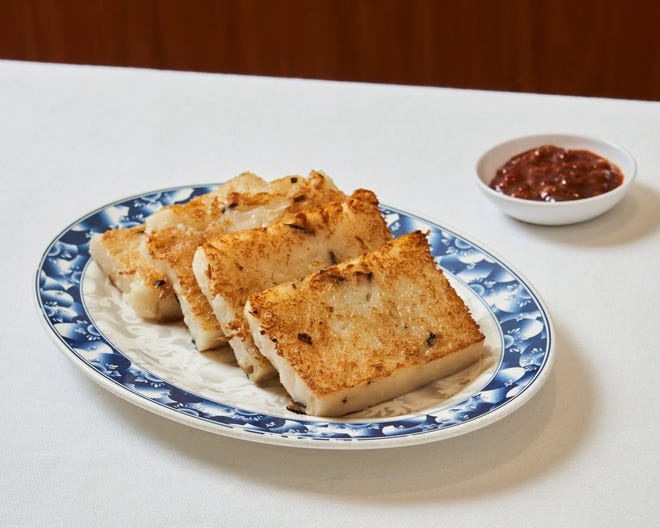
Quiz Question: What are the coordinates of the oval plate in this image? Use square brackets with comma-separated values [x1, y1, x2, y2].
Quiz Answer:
[35, 185, 554, 449]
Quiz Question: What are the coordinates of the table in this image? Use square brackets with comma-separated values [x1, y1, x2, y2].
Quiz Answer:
[2, 60, 659, 527]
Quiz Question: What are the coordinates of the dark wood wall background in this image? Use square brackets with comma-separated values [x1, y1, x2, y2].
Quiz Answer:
[1, 0, 659, 101]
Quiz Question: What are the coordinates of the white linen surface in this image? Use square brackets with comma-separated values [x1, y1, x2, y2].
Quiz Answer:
[2, 60, 659, 527]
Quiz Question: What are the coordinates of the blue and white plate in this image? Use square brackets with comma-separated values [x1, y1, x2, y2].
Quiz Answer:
[35, 185, 554, 449]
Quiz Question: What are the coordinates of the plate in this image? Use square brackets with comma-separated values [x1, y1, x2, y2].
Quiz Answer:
[35, 185, 554, 449]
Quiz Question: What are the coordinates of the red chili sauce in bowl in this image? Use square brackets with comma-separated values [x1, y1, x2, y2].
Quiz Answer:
[488, 145, 624, 202]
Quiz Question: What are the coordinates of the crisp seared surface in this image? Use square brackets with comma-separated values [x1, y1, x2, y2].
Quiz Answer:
[93, 225, 173, 297]
[203, 171, 346, 238]
[247, 231, 485, 395]
[201, 189, 392, 336]
[146, 170, 344, 234]
[146, 225, 219, 331]
[145, 172, 268, 232]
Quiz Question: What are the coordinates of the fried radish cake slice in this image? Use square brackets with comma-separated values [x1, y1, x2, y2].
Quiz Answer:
[146, 171, 346, 352]
[89, 225, 181, 321]
[144, 172, 267, 233]
[244, 231, 485, 417]
[193, 189, 392, 382]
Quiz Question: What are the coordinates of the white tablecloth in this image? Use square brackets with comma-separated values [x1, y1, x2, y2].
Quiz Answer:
[3, 60, 659, 527]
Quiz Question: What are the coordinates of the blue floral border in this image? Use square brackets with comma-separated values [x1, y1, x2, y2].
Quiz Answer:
[35, 185, 553, 445]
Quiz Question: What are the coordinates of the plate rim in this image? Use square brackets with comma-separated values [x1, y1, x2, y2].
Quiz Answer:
[34, 184, 555, 450]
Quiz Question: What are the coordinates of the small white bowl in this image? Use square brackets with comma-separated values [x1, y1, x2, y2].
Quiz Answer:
[476, 134, 636, 225]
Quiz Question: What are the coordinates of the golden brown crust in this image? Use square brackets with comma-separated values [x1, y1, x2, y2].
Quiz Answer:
[146, 172, 268, 232]
[95, 225, 174, 299]
[200, 189, 392, 338]
[247, 231, 485, 396]
[146, 225, 220, 332]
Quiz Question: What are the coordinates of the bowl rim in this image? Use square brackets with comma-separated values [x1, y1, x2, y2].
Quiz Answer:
[475, 133, 637, 208]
